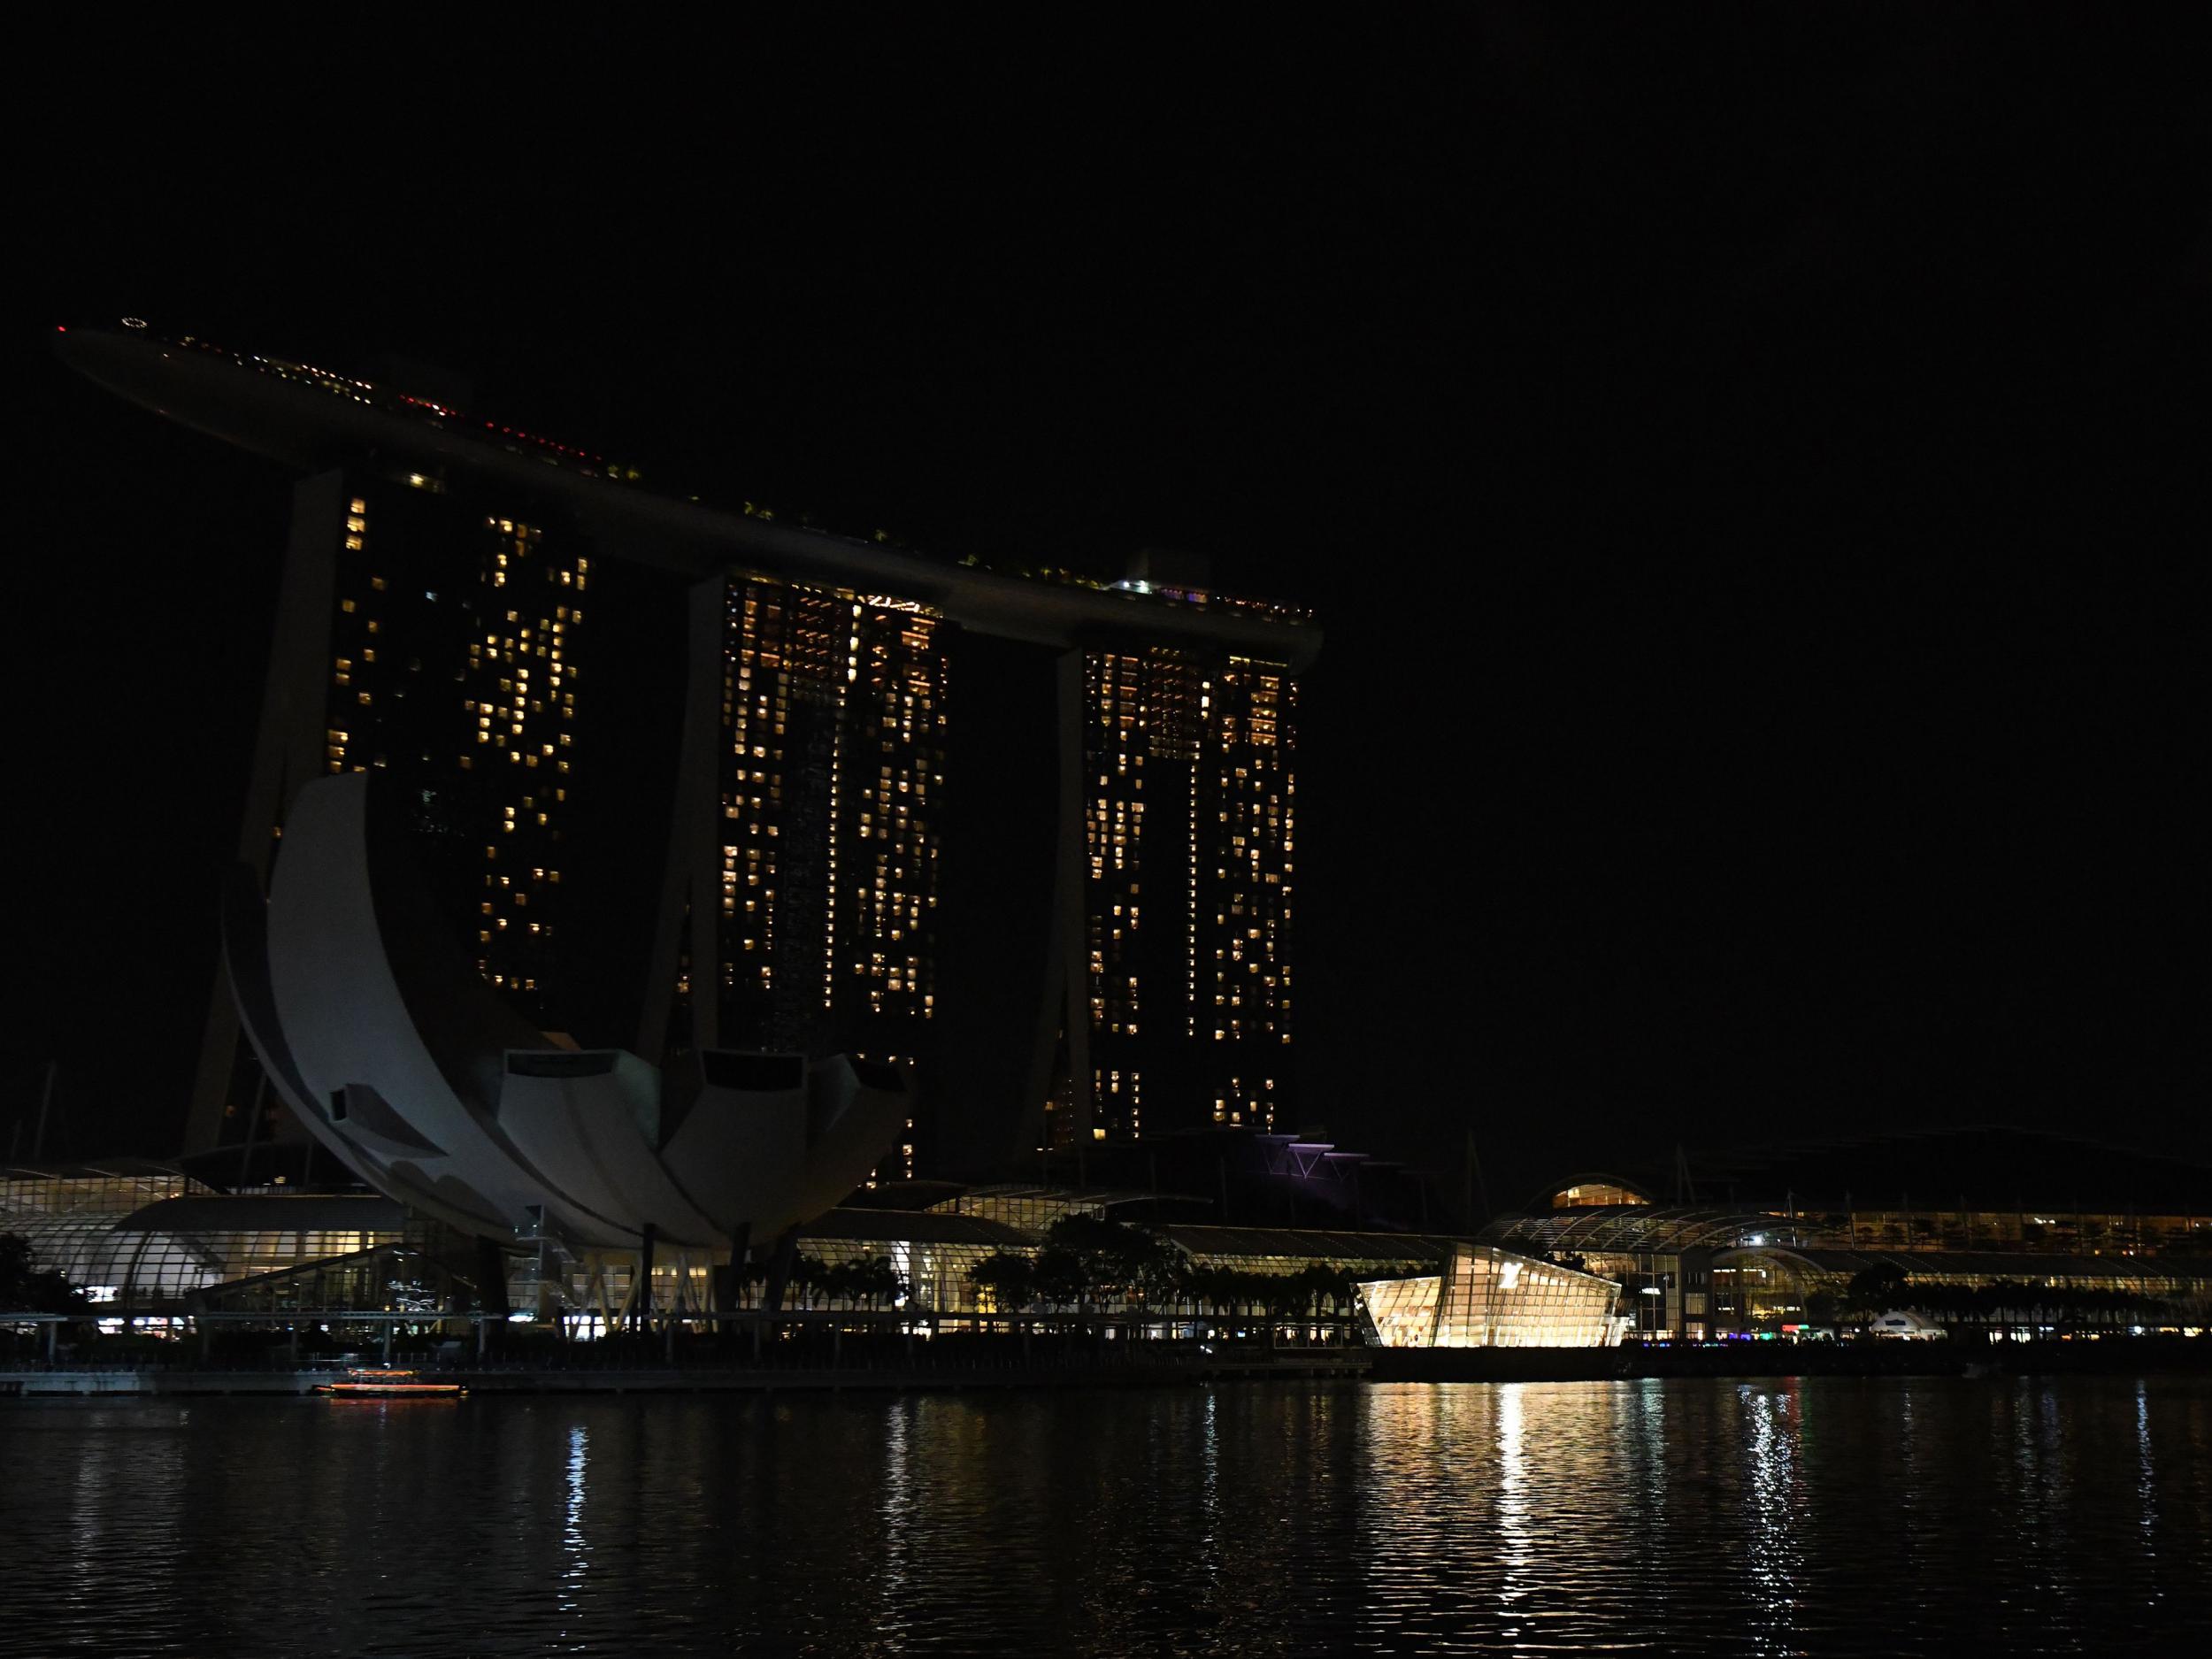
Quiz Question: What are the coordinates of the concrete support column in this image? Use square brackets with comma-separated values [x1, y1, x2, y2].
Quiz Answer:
[637, 1225, 658, 1333]
[638, 576, 729, 1063]
[761, 1226, 800, 1317]
[187, 468, 350, 1152]
[723, 1221, 752, 1315]
[473, 1235, 512, 1320]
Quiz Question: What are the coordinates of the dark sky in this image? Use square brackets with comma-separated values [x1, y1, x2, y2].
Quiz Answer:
[14, 12, 2207, 1198]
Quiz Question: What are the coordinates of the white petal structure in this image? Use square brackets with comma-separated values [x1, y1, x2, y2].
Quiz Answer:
[224, 773, 910, 1248]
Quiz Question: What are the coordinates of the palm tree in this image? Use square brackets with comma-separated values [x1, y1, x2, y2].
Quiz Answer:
[850, 1255, 905, 1310]
[790, 1254, 827, 1310]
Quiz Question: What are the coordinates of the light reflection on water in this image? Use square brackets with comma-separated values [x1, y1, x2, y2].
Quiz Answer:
[1744, 1381, 1801, 1655]
[3, 1377, 2208, 1657]
[560, 1424, 587, 1635]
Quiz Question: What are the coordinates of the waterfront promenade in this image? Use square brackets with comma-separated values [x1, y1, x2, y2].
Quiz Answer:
[7, 1332, 2205, 1397]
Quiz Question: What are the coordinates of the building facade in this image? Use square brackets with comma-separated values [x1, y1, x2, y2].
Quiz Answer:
[1486, 1129, 2212, 1340]
[1356, 1246, 1626, 1348]
[1072, 605, 1303, 1148]
[646, 573, 952, 1181]
[65, 321, 1320, 1202]
[188, 466, 607, 1154]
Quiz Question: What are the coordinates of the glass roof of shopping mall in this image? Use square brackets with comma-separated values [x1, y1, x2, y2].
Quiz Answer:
[1480, 1206, 1784, 1255]
[799, 1209, 1035, 1248]
[1156, 1226, 1463, 1266]
[1522, 1127, 2212, 1217]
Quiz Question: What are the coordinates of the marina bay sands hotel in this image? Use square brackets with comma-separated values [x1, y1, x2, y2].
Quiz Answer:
[59, 321, 1318, 1185]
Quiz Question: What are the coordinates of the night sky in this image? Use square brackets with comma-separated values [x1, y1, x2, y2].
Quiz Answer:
[14, 13, 2206, 1200]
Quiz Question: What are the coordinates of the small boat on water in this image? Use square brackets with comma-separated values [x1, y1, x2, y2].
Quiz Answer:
[312, 1367, 465, 1398]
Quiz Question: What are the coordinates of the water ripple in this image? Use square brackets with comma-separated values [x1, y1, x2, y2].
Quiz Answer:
[2, 1377, 2207, 1656]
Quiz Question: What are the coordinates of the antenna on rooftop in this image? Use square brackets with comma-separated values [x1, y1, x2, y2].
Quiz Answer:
[1463, 1129, 1491, 1227]
[33, 1061, 56, 1161]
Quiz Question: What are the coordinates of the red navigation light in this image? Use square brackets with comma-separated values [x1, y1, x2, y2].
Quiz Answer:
[56, 325, 66, 333]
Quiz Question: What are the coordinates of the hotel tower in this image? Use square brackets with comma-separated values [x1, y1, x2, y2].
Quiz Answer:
[60, 321, 1318, 1180]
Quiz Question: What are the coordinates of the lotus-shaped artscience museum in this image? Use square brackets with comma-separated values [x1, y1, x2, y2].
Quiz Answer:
[224, 774, 911, 1250]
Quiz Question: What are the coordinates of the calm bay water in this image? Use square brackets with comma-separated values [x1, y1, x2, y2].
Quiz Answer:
[4, 1376, 2208, 1656]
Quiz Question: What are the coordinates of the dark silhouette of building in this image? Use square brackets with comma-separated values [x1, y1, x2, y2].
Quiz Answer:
[58, 320, 1319, 1183]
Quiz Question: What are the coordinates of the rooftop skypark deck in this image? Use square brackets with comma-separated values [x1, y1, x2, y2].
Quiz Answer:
[56, 321, 1319, 668]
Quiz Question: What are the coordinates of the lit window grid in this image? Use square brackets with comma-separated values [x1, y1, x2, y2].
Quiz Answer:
[1078, 648, 1300, 1130]
[1209, 1073, 1278, 1133]
[930, 1189, 1122, 1233]
[1085, 650, 1206, 1010]
[1091, 1068, 1144, 1140]
[319, 488, 583, 1007]
[459, 519, 583, 996]
[711, 578, 947, 1054]
[717, 578, 841, 1046]
[1197, 658, 1294, 1049]
[828, 590, 946, 1033]
[0, 1166, 202, 1217]
[1083, 649, 1175, 1040]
